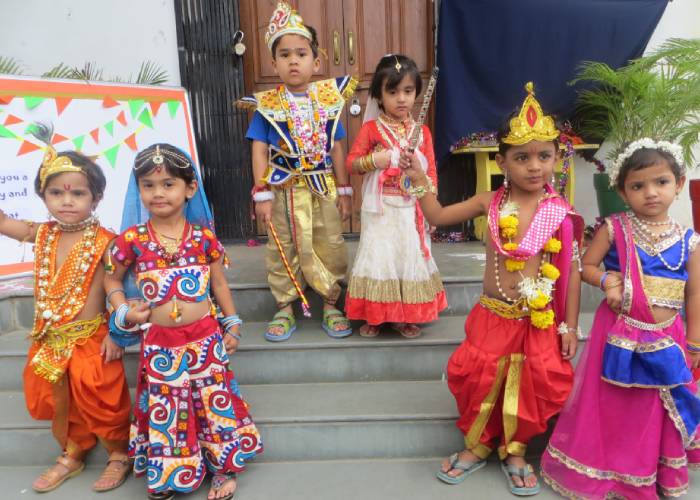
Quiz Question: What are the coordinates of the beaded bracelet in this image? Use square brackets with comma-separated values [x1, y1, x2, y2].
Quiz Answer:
[406, 176, 436, 199]
[687, 340, 700, 353]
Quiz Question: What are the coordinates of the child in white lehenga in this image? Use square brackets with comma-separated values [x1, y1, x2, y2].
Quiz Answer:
[344, 54, 447, 338]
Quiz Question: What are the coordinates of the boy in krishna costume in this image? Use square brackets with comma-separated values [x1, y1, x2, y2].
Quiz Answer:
[240, 1, 357, 341]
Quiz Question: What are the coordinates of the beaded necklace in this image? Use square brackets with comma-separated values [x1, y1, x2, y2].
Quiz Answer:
[33, 219, 99, 339]
[278, 84, 329, 170]
[629, 212, 685, 271]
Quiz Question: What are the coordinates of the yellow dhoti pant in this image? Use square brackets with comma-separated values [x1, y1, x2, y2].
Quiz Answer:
[267, 183, 347, 307]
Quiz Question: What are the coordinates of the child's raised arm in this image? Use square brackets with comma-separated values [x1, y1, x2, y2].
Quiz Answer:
[0, 209, 38, 243]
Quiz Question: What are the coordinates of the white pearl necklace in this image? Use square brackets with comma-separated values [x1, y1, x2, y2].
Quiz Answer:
[629, 212, 685, 271]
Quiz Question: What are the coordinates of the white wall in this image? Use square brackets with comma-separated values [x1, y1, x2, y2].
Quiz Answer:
[574, 0, 700, 227]
[0, 0, 180, 85]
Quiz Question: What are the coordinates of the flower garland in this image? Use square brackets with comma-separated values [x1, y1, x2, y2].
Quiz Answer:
[278, 84, 329, 170]
[609, 138, 685, 187]
[558, 136, 574, 197]
[497, 199, 562, 329]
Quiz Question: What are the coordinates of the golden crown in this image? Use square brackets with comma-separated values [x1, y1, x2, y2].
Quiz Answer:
[502, 82, 559, 146]
[265, 1, 312, 52]
[39, 146, 84, 192]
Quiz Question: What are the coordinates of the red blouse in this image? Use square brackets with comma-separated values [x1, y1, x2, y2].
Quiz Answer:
[346, 119, 438, 190]
[111, 222, 224, 306]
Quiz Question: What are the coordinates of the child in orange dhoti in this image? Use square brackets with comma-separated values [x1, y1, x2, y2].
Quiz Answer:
[0, 124, 131, 493]
[401, 83, 583, 496]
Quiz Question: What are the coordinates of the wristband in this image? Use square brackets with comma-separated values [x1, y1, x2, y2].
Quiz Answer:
[337, 185, 353, 196]
[253, 191, 274, 202]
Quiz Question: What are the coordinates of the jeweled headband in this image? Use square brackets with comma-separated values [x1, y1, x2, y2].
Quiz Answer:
[134, 144, 191, 171]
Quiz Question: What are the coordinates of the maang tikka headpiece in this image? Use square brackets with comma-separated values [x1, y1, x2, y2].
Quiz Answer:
[134, 144, 192, 171]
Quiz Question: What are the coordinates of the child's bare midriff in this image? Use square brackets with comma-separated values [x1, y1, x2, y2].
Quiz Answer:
[147, 299, 212, 327]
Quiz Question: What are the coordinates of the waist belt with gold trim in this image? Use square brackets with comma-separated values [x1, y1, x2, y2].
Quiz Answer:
[30, 315, 104, 383]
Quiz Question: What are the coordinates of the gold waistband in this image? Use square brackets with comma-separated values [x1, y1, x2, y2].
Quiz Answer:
[31, 315, 104, 383]
[479, 296, 529, 319]
[40, 315, 104, 351]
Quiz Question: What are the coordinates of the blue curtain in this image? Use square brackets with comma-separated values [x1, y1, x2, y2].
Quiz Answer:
[434, 0, 668, 163]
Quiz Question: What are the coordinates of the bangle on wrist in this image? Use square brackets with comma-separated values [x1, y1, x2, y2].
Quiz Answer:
[253, 191, 274, 202]
[106, 288, 125, 308]
[599, 272, 608, 290]
[115, 303, 129, 328]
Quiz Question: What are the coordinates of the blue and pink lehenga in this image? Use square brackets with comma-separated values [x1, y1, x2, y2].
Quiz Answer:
[541, 213, 700, 498]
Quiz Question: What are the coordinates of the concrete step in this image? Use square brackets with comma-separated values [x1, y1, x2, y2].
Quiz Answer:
[0, 380, 465, 466]
[0, 457, 614, 500]
[0, 313, 596, 390]
[0, 241, 605, 332]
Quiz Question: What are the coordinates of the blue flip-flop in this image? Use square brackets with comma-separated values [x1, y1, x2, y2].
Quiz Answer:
[500, 461, 541, 496]
[321, 308, 353, 339]
[436, 453, 486, 485]
[264, 311, 296, 342]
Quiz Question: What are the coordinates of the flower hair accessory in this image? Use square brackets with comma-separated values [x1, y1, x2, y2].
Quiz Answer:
[609, 138, 685, 187]
[265, 1, 312, 52]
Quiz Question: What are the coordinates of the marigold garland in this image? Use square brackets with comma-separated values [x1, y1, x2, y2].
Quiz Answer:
[497, 199, 561, 330]
[544, 238, 561, 253]
[505, 258, 526, 272]
[531, 309, 555, 329]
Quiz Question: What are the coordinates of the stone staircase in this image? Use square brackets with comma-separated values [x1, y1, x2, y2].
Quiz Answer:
[0, 241, 607, 499]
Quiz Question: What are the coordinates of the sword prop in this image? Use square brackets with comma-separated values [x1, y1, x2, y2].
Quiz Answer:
[267, 221, 312, 318]
[401, 67, 439, 192]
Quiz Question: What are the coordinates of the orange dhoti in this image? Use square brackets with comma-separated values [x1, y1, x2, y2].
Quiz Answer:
[23, 322, 132, 459]
[446, 298, 573, 460]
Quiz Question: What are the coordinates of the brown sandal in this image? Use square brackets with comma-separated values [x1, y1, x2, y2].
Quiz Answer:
[93, 452, 131, 492]
[33, 453, 85, 493]
[359, 323, 381, 338]
[390, 322, 422, 338]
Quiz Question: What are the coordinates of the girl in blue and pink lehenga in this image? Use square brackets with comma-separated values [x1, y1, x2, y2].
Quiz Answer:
[541, 139, 700, 499]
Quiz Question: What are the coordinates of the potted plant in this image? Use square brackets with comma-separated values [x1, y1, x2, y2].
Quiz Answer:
[571, 38, 700, 218]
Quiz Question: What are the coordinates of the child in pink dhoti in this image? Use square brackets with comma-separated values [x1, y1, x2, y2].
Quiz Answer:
[541, 140, 700, 498]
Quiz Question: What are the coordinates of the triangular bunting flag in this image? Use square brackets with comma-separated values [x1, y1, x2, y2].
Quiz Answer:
[24, 96, 45, 110]
[3, 114, 22, 126]
[116, 110, 127, 126]
[167, 100, 180, 118]
[103, 144, 120, 168]
[137, 109, 154, 129]
[54, 97, 72, 115]
[51, 133, 69, 145]
[0, 96, 13, 105]
[90, 128, 100, 144]
[128, 99, 145, 118]
[124, 133, 138, 151]
[72, 135, 85, 151]
[102, 96, 119, 108]
[149, 101, 163, 116]
[17, 141, 41, 156]
[0, 123, 17, 139]
[104, 121, 114, 136]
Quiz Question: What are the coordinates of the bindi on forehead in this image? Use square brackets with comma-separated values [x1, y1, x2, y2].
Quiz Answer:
[64, 184, 71, 191]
